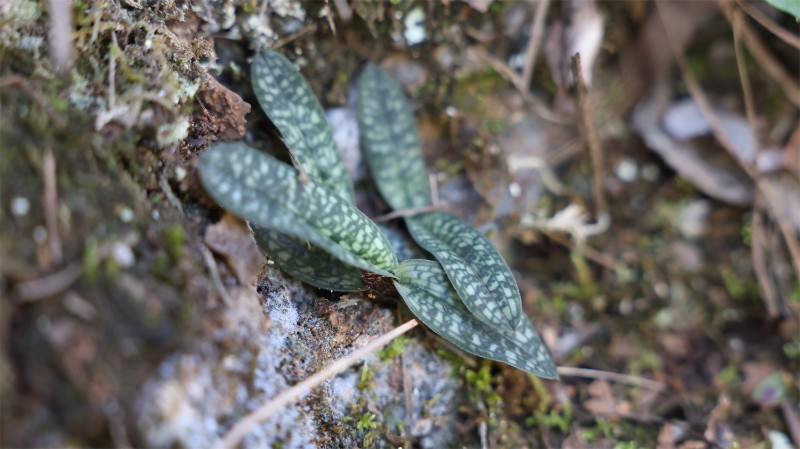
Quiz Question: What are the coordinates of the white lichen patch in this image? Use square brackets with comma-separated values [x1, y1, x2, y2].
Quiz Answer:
[137, 281, 317, 449]
[327, 339, 459, 449]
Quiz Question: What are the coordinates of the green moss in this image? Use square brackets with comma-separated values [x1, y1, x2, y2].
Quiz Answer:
[465, 363, 500, 404]
[613, 442, 646, 449]
[162, 224, 185, 261]
[84, 238, 100, 280]
[583, 418, 615, 442]
[720, 267, 759, 300]
[356, 412, 378, 431]
[378, 336, 408, 361]
[357, 364, 375, 391]
[526, 398, 572, 433]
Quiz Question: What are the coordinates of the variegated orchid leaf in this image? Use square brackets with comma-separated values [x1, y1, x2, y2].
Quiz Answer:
[395, 259, 557, 378]
[356, 64, 431, 211]
[406, 212, 523, 332]
[252, 50, 355, 203]
[253, 227, 365, 291]
[199, 142, 398, 277]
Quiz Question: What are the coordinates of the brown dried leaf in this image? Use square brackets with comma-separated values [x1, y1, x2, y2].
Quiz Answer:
[583, 380, 631, 416]
[633, 96, 754, 206]
[204, 213, 265, 286]
[182, 76, 251, 156]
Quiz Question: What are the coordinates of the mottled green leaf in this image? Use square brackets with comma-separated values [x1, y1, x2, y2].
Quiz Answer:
[199, 142, 398, 276]
[395, 259, 556, 378]
[356, 64, 431, 210]
[253, 227, 365, 291]
[252, 50, 355, 203]
[406, 212, 523, 331]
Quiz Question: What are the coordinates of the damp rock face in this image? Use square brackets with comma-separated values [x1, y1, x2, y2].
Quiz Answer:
[135, 266, 460, 448]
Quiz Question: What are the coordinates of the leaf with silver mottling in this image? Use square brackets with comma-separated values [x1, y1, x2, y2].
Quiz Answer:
[252, 50, 354, 202]
[199, 142, 397, 276]
[253, 227, 365, 291]
[356, 64, 431, 211]
[395, 259, 557, 378]
[406, 212, 523, 331]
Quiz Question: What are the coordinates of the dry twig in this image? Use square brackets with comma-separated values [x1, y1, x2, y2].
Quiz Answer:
[716, 2, 800, 108]
[42, 149, 63, 266]
[544, 230, 619, 272]
[570, 54, 608, 220]
[752, 205, 781, 317]
[557, 366, 668, 392]
[324, 0, 337, 35]
[14, 262, 83, 303]
[213, 319, 419, 449]
[46, 0, 75, 71]
[781, 399, 800, 449]
[731, 9, 782, 318]
[735, 0, 800, 50]
[657, 0, 800, 282]
[374, 204, 442, 222]
[200, 244, 233, 306]
[521, 0, 551, 94]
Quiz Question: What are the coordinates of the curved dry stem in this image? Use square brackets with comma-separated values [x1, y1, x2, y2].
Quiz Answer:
[557, 366, 668, 392]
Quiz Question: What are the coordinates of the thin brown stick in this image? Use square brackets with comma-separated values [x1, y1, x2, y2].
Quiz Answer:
[374, 204, 442, 222]
[324, 0, 337, 35]
[732, 9, 782, 318]
[213, 319, 419, 449]
[544, 230, 619, 271]
[731, 9, 760, 161]
[752, 205, 780, 317]
[570, 53, 608, 219]
[736, 0, 800, 50]
[472, 47, 527, 96]
[556, 366, 668, 392]
[401, 351, 413, 438]
[781, 399, 800, 449]
[46, 0, 75, 71]
[429, 172, 439, 206]
[272, 25, 317, 50]
[42, 149, 63, 266]
[14, 262, 83, 302]
[200, 244, 232, 306]
[159, 175, 184, 216]
[279, 137, 311, 185]
[109, 32, 117, 109]
[521, 0, 551, 95]
[717, 1, 800, 108]
[658, 0, 800, 281]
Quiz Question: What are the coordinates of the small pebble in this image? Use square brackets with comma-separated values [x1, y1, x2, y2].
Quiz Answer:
[119, 206, 135, 223]
[641, 163, 660, 182]
[175, 166, 187, 181]
[33, 226, 47, 244]
[615, 157, 638, 183]
[112, 242, 136, 268]
[404, 7, 427, 45]
[11, 197, 30, 216]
